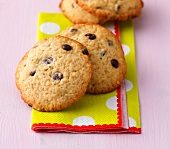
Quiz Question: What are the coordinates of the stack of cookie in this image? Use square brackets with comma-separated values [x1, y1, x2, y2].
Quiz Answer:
[16, 24, 126, 112]
[60, 0, 144, 24]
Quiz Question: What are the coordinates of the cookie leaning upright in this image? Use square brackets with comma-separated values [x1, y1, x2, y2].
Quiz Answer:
[75, 0, 144, 21]
[59, 0, 109, 24]
[16, 35, 92, 111]
[60, 24, 126, 94]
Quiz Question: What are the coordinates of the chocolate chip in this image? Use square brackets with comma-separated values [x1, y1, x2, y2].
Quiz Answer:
[28, 104, 32, 107]
[62, 44, 72, 51]
[82, 49, 89, 55]
[100, 51, 106, 57]
[96, 6, 102, 9]
[115, 4, 121, 12]
[111, 59, 119, 68]
[43, 57, 53, 64]
[30, 70, 36, 76]
[108, 40, 113, 46]
[53, 72, 63, 80]
[85, 34, 96, 40]
[70, 28, 78, 32]
[117, 5, 121, 10]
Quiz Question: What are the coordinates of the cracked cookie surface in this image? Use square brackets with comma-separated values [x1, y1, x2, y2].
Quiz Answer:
[16, 35, 92, 111]
[59, 0, 109, 24]
[60, 24, 126, 93]
[75, 0, 144, 20]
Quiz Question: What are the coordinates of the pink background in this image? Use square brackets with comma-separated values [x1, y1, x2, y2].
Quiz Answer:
[0, 0, 170, 148]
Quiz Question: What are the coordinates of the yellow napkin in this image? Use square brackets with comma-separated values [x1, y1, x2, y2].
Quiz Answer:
[31, 13, 141, 133]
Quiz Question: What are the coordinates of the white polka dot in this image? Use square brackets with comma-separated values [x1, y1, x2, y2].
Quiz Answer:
[72, 116, 95, 126]
[122, 44, 130, 56]
[125, 79, 133, 92]
[40, 22, 60, 35]
[106, 96, 118, 110]
[103, 21, 115, 34]
[129, 117, 136, 127]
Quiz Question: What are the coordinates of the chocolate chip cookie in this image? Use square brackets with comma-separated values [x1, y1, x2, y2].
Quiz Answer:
[60, 24, 126, 94]
[59, 0, 109, 24]
[16, 35, 92, 111]
[75, 0, 144, 21]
